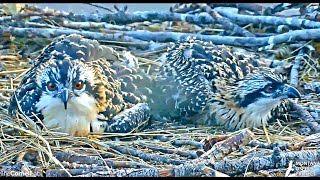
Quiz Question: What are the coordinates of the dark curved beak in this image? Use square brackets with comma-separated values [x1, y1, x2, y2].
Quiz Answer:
[280, 84, 301, 99]
[60, 89, 70, 110]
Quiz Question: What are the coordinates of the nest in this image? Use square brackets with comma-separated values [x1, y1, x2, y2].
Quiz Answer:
[1, 3, 320, 177]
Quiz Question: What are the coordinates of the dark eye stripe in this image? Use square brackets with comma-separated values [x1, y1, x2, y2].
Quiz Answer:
[238, 81, 283, 108]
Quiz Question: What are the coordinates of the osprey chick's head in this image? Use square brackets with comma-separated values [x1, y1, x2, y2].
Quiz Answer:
[36, 54, 95, 110]
[233, 69, 301, 108]
[212, 68, 301, 130]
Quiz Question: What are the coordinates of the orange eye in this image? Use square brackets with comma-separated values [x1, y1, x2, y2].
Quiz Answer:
[47, 83, 57, 91]
[264, 85, 274, 93]
[74, 81, 84, 90]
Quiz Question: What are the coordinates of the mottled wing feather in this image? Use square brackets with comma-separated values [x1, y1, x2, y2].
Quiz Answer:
[154, 37, 258, 119]
[9, 34, 150, 132]
[8, 78, 43, 121]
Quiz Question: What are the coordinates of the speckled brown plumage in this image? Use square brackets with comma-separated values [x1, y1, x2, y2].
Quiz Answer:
[8, 34, 150, 136]
[151, 36, 300, 130]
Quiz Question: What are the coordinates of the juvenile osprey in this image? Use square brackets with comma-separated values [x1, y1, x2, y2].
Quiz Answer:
[153, 37, 301, 130]
[8, 34, 151, 136]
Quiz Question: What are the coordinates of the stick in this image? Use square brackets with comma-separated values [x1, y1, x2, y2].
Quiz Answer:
[46, 167, 159, 177]
[208, 3, 263, 15]
[290, 49, 305, 88]
[61, 159, 152, 169]
[46, 162, 220, 177]
[171, 139, 204, 149]
[248, 140, 289, 150]
[135, 142, 199, 159]
[60, 20, 132, 31]
[0, 26, 144, 43]
[1, 9, 219, 26]
[289, 99, 320, 133]
[120, 28, 320, 47]
[0, 56, 20, 61]
[102, 142, 185, 165]
[213, 148, 320, 176]
[3, 26, 320, 47]
[263, 3, 309, 16]
[53, 151, 105, 166]
[215, 8, 320, 29]
[171, 3, 263, 15]
[207, 8, 255, 37]
[171, 4, 255, 37]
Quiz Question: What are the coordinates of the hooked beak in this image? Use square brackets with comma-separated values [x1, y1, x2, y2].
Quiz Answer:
[60, 89, 70, 110]
[279, 84, 301, 99]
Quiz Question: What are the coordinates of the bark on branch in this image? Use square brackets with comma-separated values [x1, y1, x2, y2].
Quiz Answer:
[215, 7, 320, 29]
[3, 26, 320, 47]
[213, 148, 320, 176]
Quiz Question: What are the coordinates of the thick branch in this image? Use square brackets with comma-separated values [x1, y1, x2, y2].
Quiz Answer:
[215, 8, 320, 29]
[46, 162, 218, 177]
[213, 148, 320, 176]
[3, 26, 320, 47]
[120, 28, 320, 47]
[208, 3, 263, 15]
[1, 10, 218, 26]
[208, 10, 255, 37]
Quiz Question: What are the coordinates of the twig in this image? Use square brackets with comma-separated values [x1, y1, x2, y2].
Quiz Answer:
[208, 9, 255, 37]
[171, 139, 204, 149]
[46, 167, 159, 177]
[0, 55, 20, 61]
[263, 3, 309, 16]
[215, 7, 320, 29]
[208, 3, 263, 15]
[53, 151, 106, 166]
[84, 3, 114, 13]
[289, 99, 320, 133]
[290, 49, 306, 88]
[0, 69, 29, 75]
[0, 12, 68, 23]
[100, 142, 185, 165]
[172, 4, 255, 37]
[61, 159, 152, 169]
[60, 20, 132, 31]
[171, 3, 263, 15]
[248, 140, 289, 150]
[135, 142, 198, 159]
[0, 120, 71, 177]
